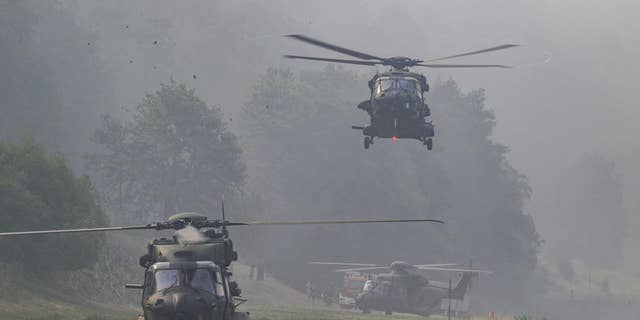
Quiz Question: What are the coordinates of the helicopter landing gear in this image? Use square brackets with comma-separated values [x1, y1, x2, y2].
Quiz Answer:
[423, 137, 433, 150]
[364, 136, 373, 149]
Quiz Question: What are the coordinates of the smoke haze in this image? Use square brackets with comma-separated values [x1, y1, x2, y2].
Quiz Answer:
[2, 0, 640, 318]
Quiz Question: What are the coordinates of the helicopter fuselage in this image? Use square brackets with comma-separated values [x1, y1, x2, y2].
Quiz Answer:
[355, 270, 473, 317]
[355, 71, 434, 149]
[136, 261, 247, 320]
[0, 211, 443, 320]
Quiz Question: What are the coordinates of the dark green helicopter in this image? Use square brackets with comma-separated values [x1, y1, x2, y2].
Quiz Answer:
[284, 34, 518, 150]
[0, 206, 443, 320]
[311, 261, 492, 317]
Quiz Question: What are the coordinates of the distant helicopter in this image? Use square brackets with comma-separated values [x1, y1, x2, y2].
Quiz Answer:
[0, 207, 443, 320]
[311, 260, 491, 316]
[284, 34, 517, 150]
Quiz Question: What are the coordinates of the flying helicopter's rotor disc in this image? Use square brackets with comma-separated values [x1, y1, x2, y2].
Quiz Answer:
[416, 63, 512, 68]
[424, 44, 519, 62]
[284, 34, 519, 70]
[283, 55, 380, 66]
[285, 34, 384, 61]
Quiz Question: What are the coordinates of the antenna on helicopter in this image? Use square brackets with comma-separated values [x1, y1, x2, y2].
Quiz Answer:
[221, 198, 228, 236]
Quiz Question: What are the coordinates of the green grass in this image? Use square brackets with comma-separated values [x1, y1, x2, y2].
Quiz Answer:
[241, 305, 449, 320]
[0, 296, 135, 320]
[0, 303, 452, 320]
[0, 309, 131, 320]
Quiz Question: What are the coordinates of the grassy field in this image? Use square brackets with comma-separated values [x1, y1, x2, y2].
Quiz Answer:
[0, 265, 505, 320]
[0, 287, 450, 320]
[0, 304, 451, 320]
[242, 306, 441, 320]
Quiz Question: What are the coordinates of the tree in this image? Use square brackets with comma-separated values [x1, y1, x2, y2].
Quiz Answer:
[241, 67, 541, 308]
[87, 80, 245, 222]
[0, 138, 107, 273]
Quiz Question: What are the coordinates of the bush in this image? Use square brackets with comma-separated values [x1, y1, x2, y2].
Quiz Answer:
[0, 138, 107, 273]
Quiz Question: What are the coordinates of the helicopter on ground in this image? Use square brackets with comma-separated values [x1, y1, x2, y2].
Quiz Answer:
[310, 260, 492, 316]
[0, 207, 443, 320]
[284, 34, 518, 150]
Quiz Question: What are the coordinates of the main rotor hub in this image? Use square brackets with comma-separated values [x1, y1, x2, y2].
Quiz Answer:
[390, 261, 414, 272]
[384, 57, 422, 70]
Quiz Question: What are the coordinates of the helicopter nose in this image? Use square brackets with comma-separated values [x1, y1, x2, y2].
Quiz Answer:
[167, 290, 210, 313]
[171, 292, 187, 311]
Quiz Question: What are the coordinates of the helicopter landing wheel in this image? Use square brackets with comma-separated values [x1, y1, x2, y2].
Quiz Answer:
[425, 138, 433, 150]
[364, 137, 372, 149]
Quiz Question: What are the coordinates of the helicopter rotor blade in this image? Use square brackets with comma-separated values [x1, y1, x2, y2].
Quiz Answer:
[415, 266, 493, 274]
[416, 63, 512, 68]
[283, 55, 379, 66]
[334, 266, 392, 273]
[0, 217, 442, 236]
[220, 222, 250, 226]
[334, 263, 475, 273]
[285, 34, 384, 61]
[412, 264, 458, 268]
[311, 262, 455, 267]
[0, 225, 155, 237]
[425, 44, 519, 62]
[244, 218, 443, 226]
[310, 262, 383, 267]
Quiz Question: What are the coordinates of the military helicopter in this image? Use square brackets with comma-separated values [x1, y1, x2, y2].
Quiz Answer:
[310, 260, 491, 316]
[0, 207, 443, 320]
[284, 34, 518, 150]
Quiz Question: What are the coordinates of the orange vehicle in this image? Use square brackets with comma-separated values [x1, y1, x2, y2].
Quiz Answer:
[339, 271, 369, 308]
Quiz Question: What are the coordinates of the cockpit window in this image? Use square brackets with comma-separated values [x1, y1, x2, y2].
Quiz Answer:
[186, 268, 216, 293]
[153, 268, 218, 294]
[377, 78, 394, 94]
[154, 269, 180, 292]
[375, 77, 421, 96]
[397, 78, 419, 93]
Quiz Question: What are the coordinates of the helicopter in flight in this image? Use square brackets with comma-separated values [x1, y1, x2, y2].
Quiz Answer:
[311, 260, 491, 316]
[0, 207, 443, 320]
[284, 34, 518, 150]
